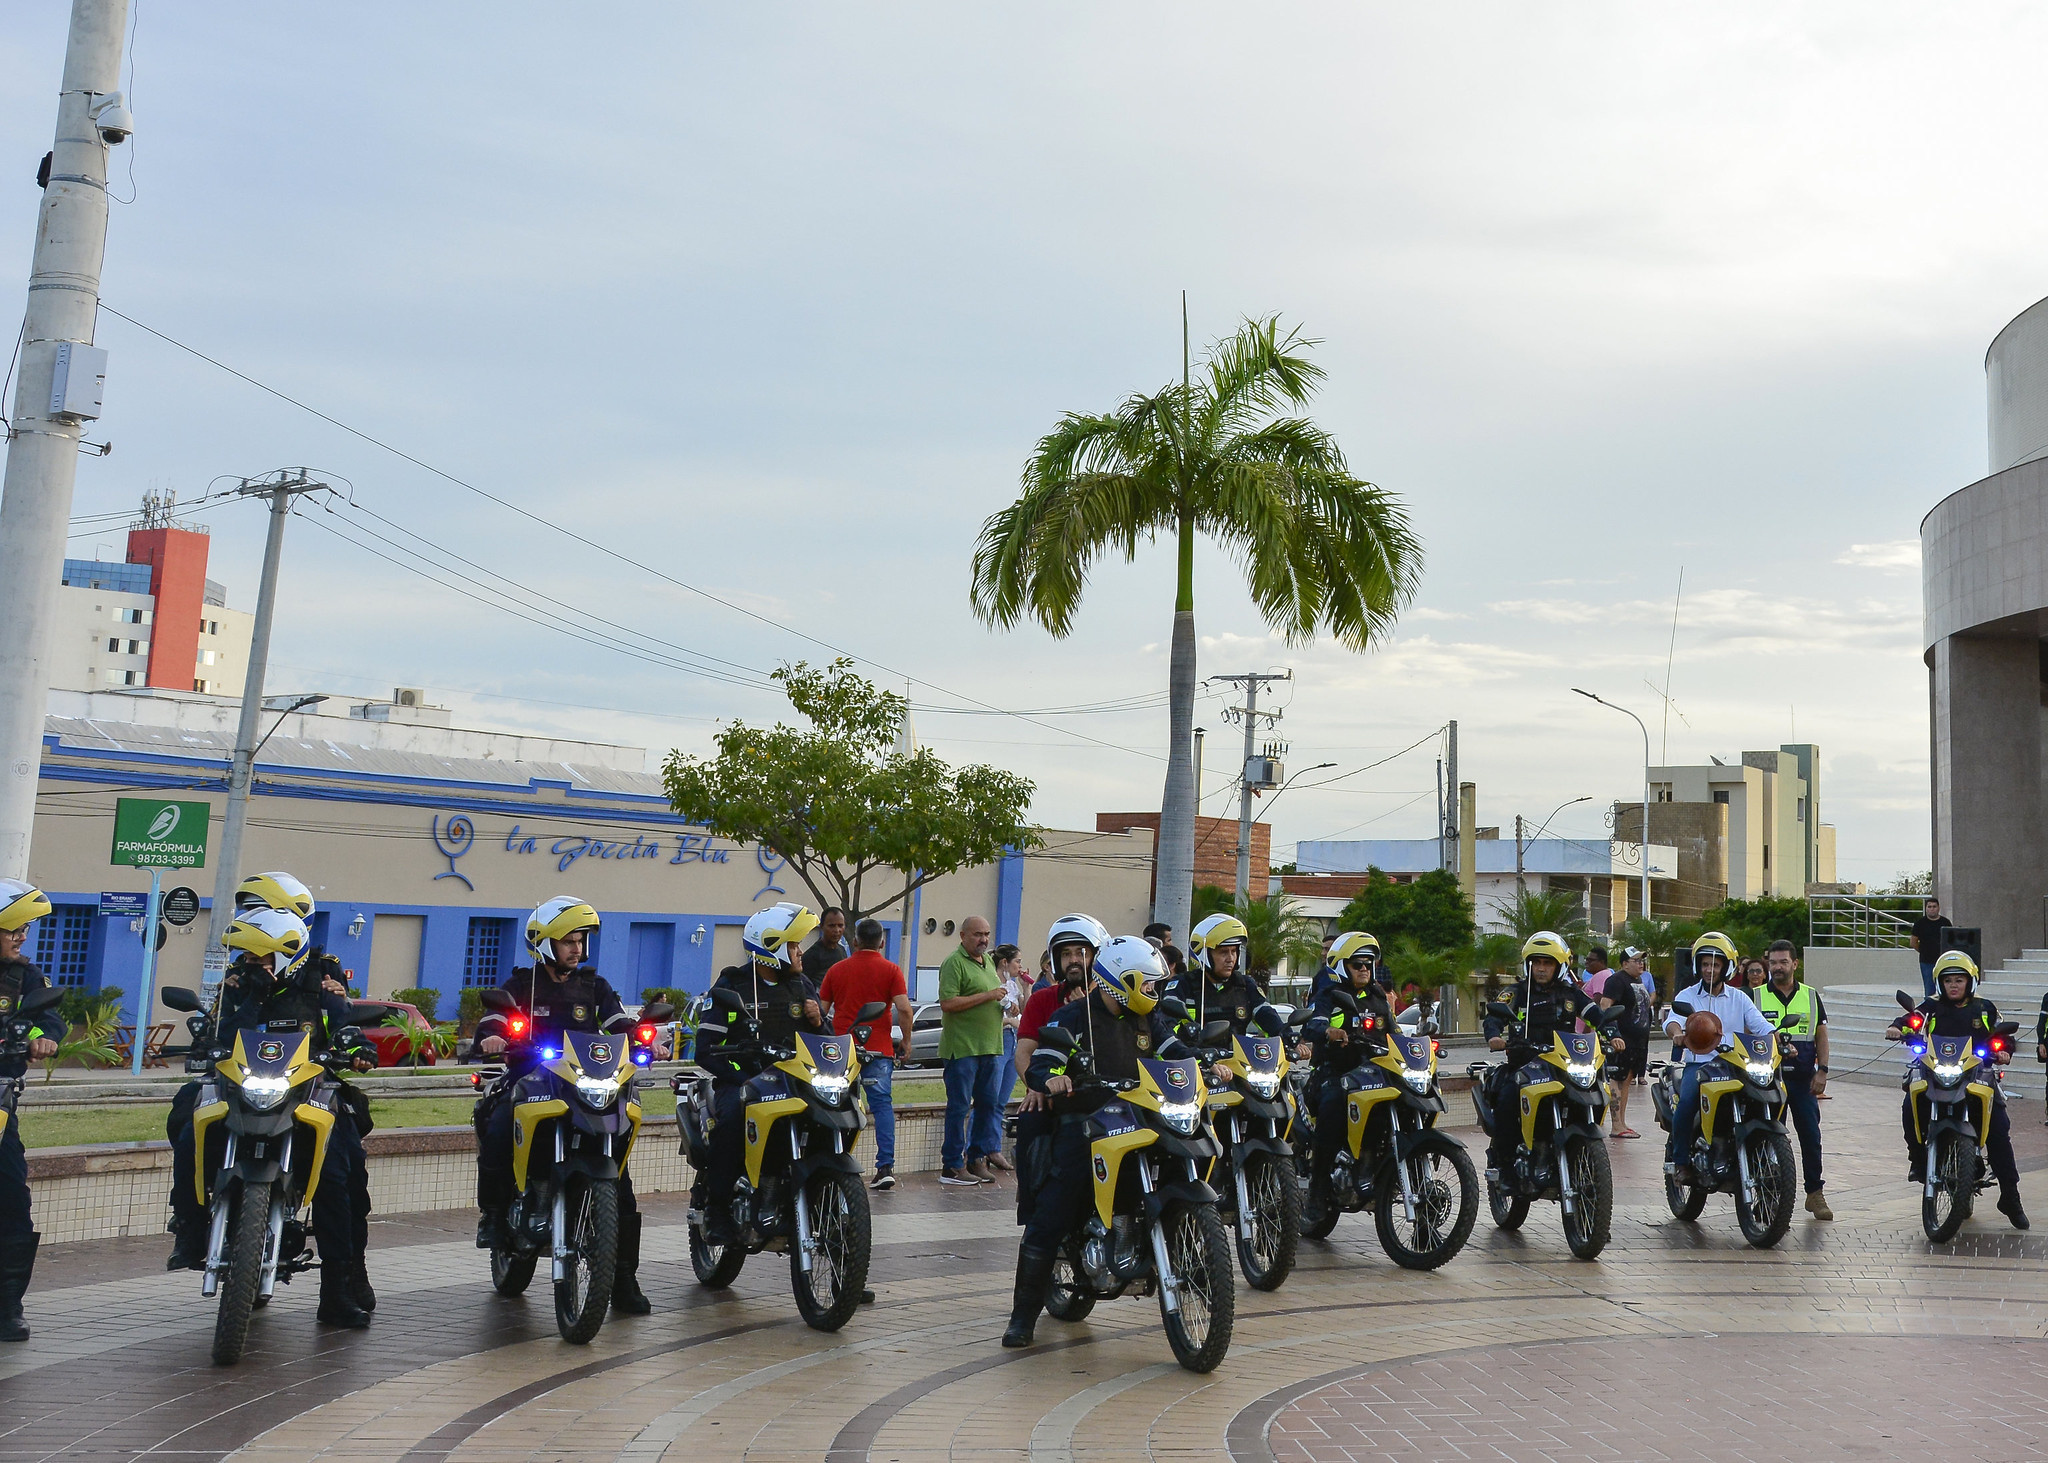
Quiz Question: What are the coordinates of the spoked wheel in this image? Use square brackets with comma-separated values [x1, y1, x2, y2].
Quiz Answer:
[491, 1246, 537, 1296]
[1666, 1163, 1709, 1221]
[1374, 1131, 1479, 1270]
[1736, 1130, 1796, 1249]
[1235, 1151, 1300, 1291]
[1045, 1244, 1095, 1322]
[1923, 1131, 1977, 1242]
[1559, 1135, 1613, 1261]
[211, 1182, 269, 1366]
[554, 1180, 617, 1344]
[1157, 1202, 1234, 1374]
[1487, 1171, 1530, 1231]
[790, 1168, 871, 1332]
[689, 1221, 747, 1287]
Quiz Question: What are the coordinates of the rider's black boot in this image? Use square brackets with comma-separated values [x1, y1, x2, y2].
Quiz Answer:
[316, 1265, 371, 1329]
[345, 1258, 377, 1313]
[1000, 1245, 1054, 1348]
[1303, 1172, 1332, 1229]
[1907, 1144, 1926, 1184]
[0, 1234, 36, 1342]
[612, 1212, 651, 1315]
[1999, 1187, 2031, 1230]
[166, 1210, 208, 1272]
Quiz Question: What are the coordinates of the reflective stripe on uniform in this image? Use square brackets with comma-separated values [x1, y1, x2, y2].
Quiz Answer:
[1757, 983, 1817, 1040]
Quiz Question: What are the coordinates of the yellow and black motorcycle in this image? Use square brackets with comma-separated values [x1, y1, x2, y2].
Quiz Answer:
[1470, 1003, 1619, 1260]
[0, 987, 63, 1146]
[161, 984, 368, 1365]
[1652, 1003, 1795, 1248]
[474, 987, 671, 1343]
[1199, 1007, 1299, 1290]
[1889, 990, 2021, 1241]
[1034, 1023, 1235, 1373]
[1300, 992, 1477, 1269]
[676, 993, 886, 1332]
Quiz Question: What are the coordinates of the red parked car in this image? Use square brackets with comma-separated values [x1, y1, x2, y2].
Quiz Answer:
[350, 1001, 438, 1067]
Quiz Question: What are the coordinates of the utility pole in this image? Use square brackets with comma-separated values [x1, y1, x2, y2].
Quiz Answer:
[0, 0, 132, 878]
[200, 471, 330, 993]
[1443, 720, 1459, 879]
[1514, 814, 1525, 896]
[1215, 671, 1290, 900]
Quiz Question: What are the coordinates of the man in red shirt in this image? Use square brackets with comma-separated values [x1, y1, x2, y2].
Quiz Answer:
[820, 918, 914, 1190]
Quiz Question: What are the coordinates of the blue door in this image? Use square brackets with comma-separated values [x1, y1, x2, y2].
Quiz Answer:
[625, 921, 674, 1001]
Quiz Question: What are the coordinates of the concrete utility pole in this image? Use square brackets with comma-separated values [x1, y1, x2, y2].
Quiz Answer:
[0, 0, 132, 878]
[1457, 782, 1477, 907]
[201, 471, 329, 990]
[1215, 671, 1289, 900]
[1443, 721, 1459, 878]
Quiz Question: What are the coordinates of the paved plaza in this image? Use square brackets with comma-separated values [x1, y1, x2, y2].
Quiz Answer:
[0, 1079, 2044, 1463]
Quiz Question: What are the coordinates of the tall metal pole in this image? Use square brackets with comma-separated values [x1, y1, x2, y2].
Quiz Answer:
[0, 0, 131, 878]
[1574, 689, 1653, 923]
[1514, 814, 1525, 896]
[1444, 720, 1459, 880]
[201, 473, 324, 993]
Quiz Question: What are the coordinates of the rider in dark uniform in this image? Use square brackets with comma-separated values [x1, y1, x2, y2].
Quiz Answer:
[1172, 914, 1263, 1037]
[0, 881, 59, 1343]
[1482, 932, 1609, 1184]
[1300, 931, 1395, 1226]
[1885, 951, 2029, 1229]
[472, 895, 655, 1313]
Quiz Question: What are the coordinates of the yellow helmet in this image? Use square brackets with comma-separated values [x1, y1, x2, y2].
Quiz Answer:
[1091, 935, 1163, 1016]
[527, 896, 600, 965]
[1692, 930, 1739, 978]
[1522, 931, 1572, 973]
[223, 907, 311, 980]
[1329, 932, 1381, 971]
[235, 871, 314, 919]
[0, 880, 51, 934]
[1189, 913, 1249, 975]
[1931, 949, 1979, 995]
[743, 901, 819, 968]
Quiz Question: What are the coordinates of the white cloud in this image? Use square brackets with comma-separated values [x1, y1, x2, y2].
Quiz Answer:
[1837, 540, 1922, 569]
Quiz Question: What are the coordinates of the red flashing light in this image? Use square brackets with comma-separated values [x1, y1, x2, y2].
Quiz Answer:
[1431, 1040, 1442, 1055]
[509, 1016, 528, 1038]
[1992, 1036, 2008, 1053]
[1360, 1016, 1377, 1031]
[1907, 1014, 1924, 1032]
[635, 1024, 656, 1046]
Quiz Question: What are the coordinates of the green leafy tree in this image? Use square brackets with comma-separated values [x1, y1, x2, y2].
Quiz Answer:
[390, 987, 441, 1023]
[1191, 884, 1235, 923]
[44, 988, 120, 1083]
[1466, 932, 1522, 1007]
[1491, 886, 1589, 942]
[1222, 892, 1323, 987]
[663, 659, 1041, 923]
[1336, 868, 1474, 953]
[1700, 896, 1807, 953]
[1380, 937, 1460, 1010]
[969, 316, 1422, 941]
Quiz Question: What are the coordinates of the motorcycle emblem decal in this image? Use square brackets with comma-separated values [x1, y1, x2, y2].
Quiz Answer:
[1251, 1041, 1272, 1062]
[1135, 1033, 1152, 1052]
[257, 1040, 284, 1061]
[1348, 1100, 1361, 1122]
[573, 1005, 588, 1021]
[822, 1042, 841, 1063]
[746, 1119, 759, 1145]
[513, 1126, 524, 1146]
[589, 1042, 612, 1065]
[1165, 1066, 1188, 1089]
[1093, 1155, 1109, 1184]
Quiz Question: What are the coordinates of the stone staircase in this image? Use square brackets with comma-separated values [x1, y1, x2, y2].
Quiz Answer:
[1822, 952, 2048, 1101]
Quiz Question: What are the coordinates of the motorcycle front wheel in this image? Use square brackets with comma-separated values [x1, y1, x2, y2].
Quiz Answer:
[1923, 1131, 1976, 1242]
[1665, 1165, 1709, 1221]
[1045, 1245, 1095, 1322]
[211, 1181, 269, 1366]
[1736, 1130, 1796, 1249]
[1158, 1202, 1234, 1374]
[555, 1179, 618, 1344]
[1559, 1135, 1612, 1261]
[791, 1167, 871, 1332]
[491, 1246, 536, 1296]
[1374, 1131, 1478, 1270]
[1236, 1150, 1300, 1291]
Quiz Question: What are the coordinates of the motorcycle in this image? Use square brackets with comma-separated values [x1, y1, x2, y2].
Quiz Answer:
[160, 984, 371, 1365]
[1889, 990, 2020, 1240]
[1031, 1021, 1236, 1373]
[1651, 1000, 1796, 1248]
[675, 993, 887, 1332]
[0, 987, 64, 1146]
[1297, 993, 1478, 1269]
[1195, 1004, 1299, 1290]
[1469, 1002, 1621, 1260]
[473, 987, 673, 1343]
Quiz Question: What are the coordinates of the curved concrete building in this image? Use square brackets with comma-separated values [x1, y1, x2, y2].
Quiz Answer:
[1923, 296, 2048, 961]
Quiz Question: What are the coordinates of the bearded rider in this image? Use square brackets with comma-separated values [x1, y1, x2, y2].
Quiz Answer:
[1660, 931, 1776, 1186]
[1885, 952, 2029, 1229]
[1014, 914, 1108, 1228]
[1483, 932, 1621, 1184]
[1002, 936, 1187, 1349]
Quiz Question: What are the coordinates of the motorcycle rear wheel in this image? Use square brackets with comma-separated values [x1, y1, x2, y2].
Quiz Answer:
[1487, 1172, 1530, 1231]
[1559, 1135, 1613, 1261]
[491, 1246, 536, 1296]
[211, 1181, 269, 1366]
[1923, 1130, 1976, 1242]
[791, 1168, 871, 1332]
[1236, 1151, 1300, 1291]
[1158, 1202, 1234, 1374]
[1045, 1246, 1095, 1322]
[1736, 1130, 1796, 1249]
[554, 1180, 618, 1344]
[1375, 1131, 1478, 1270]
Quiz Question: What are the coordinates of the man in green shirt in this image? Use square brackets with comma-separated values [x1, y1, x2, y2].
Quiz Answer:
[939, 915, 1007, 1184]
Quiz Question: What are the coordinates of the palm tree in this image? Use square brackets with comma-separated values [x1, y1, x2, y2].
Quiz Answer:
[1491, 886, 1590, 943]
[1227, 892, 1323, 991]
[970, 315, 1422, 937]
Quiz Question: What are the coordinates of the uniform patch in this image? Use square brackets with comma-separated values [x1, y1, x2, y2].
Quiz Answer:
[589, 1042, 612, 1065]
[0, 997, 14, 1014]
[1232, 1004, 1248, 1021]
[1135, 1033, 1152, 1052]
[257, 1040, 284, 1061]
[301, 1021, 314, 1032]
[1093, 1155, 1109, 1184]
[789, 1002, 803, 1019]
[572, 1005, 589, 1022]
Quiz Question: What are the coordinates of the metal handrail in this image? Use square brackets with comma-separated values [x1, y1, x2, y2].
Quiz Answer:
[1808, 895, 1920, 948]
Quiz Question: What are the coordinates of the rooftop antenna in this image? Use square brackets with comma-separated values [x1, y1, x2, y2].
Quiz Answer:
[1658, 568, 1684, 763]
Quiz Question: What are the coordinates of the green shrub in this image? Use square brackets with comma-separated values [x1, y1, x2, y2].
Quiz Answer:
[457, 987, 483, 1034]
[390, 987, 440, 1023]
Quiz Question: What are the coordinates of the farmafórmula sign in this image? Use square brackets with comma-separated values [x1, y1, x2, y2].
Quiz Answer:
[110, 798, 213, 869]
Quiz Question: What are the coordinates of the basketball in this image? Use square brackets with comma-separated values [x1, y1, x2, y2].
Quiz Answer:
[1684, 1010, 1723, 1054]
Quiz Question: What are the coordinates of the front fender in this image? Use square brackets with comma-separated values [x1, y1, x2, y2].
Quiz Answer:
[1142, 1178, 1220, 1221]
[1394, 1127, 1465, 1161]
[1229, 1132, 1294, 1160]
[1732, 1114, 1789, 1144]
[789, 1149, 862, 1188]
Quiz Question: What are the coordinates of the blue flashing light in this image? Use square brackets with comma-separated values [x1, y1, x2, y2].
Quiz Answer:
[1977, 1048, 1990, 1059]
[541, 1047, 560, 1060]
[634, 1053, 650, 1065]
[1908, 1043, 1925, 1057]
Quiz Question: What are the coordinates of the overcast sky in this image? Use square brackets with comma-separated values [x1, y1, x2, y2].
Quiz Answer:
[5, 3, 2041, 889]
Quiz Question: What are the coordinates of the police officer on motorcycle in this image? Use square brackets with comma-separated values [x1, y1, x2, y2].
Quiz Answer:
[1300, 931, 1394, 1226]
[1003, 935, 1184, 1349]
[692, 902, 827, 1246]
[1884, 951, 2029, 1229]
[1015, 914, 1108, 1227]
[473, 896, 656, 1313]
[172, 907, 375, 1327]
[0, 881, 60, 1342]
[1483, 932, 1614, 1185]
[1172, 915, 1262, 1037]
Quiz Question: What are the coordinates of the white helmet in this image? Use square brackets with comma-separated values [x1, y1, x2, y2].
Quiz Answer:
[527, 896, 599, 966]
[1190, 913, 1249, 976]
[223, 906, 312, 981]
[1047, 913, 1109, 958]
[235, 871, 315, 919]
[743, 902, 819, 968]
[0, 880, 51, 934]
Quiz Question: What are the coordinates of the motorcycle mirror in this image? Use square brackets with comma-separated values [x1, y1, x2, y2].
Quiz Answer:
[1037, 1027, 1079, 1054]
[1285, 1006, 1310, 1027]
[21, 986, 64, 1015]
[1250, 1003, 1285, 1036]
[1894, 990, 1917, 1011]
[639, 1001, 677, 1023]
[1486, 1002, 1514, 1021]
[1670, 1000, 1695, 1018]
[1199, 1019, 1233, 1047]
[853, 1000, 888, 1023]
[602, 1012, 633, 1033]
[479, 987, 516, 1013]
[1996, 1020, 2021, 1036]
[1156, 995, 1189, 1023]
[1333, 990, 1361, 1015]
[160, 986, 202, 1014]
[348, 1003, 385, 1026]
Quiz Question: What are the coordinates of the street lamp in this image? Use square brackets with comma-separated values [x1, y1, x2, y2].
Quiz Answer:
[1573, 689, 1652, 922]
[1516, 794, 1591, 895]
[1235, 761, 1337, 899]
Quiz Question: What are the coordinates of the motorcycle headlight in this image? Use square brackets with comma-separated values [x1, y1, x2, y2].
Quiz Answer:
[1931, 1061, 1965, 1086]
[1563, 1061, 1598, 1089]
[810, 1074, 851, 1107]
[1244, 1071, 1281, 1099]
[1744, 1062, 1777, 1086]
[1157, 1100, 1202, 1135]
[1401, 1068, 1433, 1092]
[240, 1074, 291, 1112]
[574, 1074, 622, 1108]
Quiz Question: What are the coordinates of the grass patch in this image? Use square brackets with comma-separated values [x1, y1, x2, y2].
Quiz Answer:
[21, 1094, 490, 1149]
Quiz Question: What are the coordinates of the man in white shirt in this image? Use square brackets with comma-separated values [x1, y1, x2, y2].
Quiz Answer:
[1662, 931, 1774, 1184]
